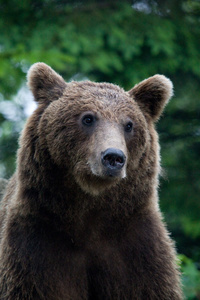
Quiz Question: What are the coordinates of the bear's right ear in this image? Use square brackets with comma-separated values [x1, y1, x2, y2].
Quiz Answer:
[128, 75, 173, 122]
[27, 63, 66, 104]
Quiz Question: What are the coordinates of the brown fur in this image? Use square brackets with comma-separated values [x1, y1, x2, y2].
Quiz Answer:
[0, 63, 182, 299]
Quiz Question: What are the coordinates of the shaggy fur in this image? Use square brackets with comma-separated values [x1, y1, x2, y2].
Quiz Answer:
[0, 63, 182, 299]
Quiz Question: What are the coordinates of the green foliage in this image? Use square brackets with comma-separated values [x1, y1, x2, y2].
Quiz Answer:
[179, 254, 200, 299]
[0, 1, 200, 91]
[0, 120, 19, 177]
[0, 1, 200, 297]
[159, 77, 200, 243]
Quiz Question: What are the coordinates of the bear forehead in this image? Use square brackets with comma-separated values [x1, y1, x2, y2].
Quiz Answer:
[62, 80, 137, 112]
[56, 81, 140, 122]
[63, 81, 127, 99]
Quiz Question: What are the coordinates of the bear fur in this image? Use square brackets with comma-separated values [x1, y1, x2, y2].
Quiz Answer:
[0, 63, 182, 299]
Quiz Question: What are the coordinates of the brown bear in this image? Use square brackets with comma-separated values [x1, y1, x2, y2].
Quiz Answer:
[0, 63, 182, 299]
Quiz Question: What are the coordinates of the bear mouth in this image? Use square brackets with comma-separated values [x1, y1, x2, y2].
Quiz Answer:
[91, 167, 127, 181]
[73, 159, 127, 195]
[75, 171, 124, 196]
[87, 171, 123, 183]
[104, 168, 125, 178]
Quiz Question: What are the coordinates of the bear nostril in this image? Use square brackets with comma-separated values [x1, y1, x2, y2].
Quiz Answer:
[116, 157, 123, 164]
[102, 148, 126, 170]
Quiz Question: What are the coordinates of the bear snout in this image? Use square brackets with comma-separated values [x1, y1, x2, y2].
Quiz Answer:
[101, 148, 126, 177]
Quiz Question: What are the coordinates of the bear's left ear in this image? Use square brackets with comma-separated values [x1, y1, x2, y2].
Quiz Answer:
[128, 75, 173, 122]
[27, 63, 66, 104]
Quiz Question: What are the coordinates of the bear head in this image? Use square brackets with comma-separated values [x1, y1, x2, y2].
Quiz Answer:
[26, 63, 173, 196]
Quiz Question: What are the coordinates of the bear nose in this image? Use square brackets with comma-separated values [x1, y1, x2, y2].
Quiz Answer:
[101, 148, 126, 170]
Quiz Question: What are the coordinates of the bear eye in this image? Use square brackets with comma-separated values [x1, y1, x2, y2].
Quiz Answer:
[125, 121, 133, 133]
[82, 114, 95, 126]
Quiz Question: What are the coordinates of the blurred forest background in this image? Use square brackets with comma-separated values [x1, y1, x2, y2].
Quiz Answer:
[0, 0, 200, 298]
